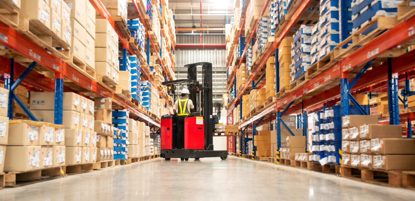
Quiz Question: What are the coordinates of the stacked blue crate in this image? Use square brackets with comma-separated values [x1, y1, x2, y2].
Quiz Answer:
[140, 81, 152, 111]
[290, 25, 312, 81]
[318, 0, 341, 59]
[310, 105, 370, 165]
[351, 0, 400, 35]
[268, 0, 278, 37]
[257, 17, 269, 54]
[113, 110, 129, 160]
[119, 53, 130, 71]
[129, 55, 141, 101]
[128, 19, 146, 50]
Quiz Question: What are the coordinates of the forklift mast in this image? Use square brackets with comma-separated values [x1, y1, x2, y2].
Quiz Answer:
[185, 62, 214, 150]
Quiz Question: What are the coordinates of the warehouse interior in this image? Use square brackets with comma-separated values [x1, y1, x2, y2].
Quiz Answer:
[1, 0, 415, 201]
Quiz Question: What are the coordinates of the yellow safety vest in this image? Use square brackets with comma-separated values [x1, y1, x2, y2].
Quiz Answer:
[178, 99, 189, 116]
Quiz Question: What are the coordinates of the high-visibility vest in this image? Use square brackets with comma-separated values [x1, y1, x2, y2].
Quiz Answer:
[178, 99, 190, 116]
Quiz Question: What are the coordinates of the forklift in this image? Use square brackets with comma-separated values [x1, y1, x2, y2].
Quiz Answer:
[160, 62, 228, 161]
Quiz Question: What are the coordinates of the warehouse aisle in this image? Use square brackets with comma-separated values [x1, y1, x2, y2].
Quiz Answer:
[0, 157, 415, 201]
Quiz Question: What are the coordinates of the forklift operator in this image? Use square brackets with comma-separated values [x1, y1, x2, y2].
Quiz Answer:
[174, 88, 194, 116]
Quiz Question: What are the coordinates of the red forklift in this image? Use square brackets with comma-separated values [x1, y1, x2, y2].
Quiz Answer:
[160, 62, 228, 161]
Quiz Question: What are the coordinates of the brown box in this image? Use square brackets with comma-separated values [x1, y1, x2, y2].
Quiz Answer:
[95, 109, 112, 124]
[94, 120, 112, 135]
[53, 146, 65, 166]
[371, 138, 415, 154]
[50, 0, 62, 38]
[342, 153, 350, 166]
[61, 0, 72, 46]
[350, 141, 359, 153]
[95, 98, 112, 110]
[33, 110, 80, 129]
[350, 154, 360, 167]
[0, 145, 5, 172]
[82, 146, 91, 164]
[342, 140, 350, 153]
[71, 36, 86, 61]
[82, 128, 92, 147]
[0, 116, 9, 145]
[359, 140, 371, 153]
[286, 136, 306, 148]
[5, 146, 42, 171]
[107, 136, 114, 148]
[342, 115, 378, 128]
[66, 146, 82, 165]
[97, 135, 107, 148]
[90, 147, 97, 163]
[41, 146, 54, 168]
[359, 124, 402, 139]
[55, 127, 65, 145]
[0, 88, 9, 117]
[65, 128, 82, 146]
[39, 124, 55, 146]
[64, 0, 86, 27]
[21, 0, 51, 29]
[373, 155, 415, 170]
[128, 145, 139, 158]
[8, 120, 40, 145]
[30, 92, 81, 111]
[360, 154, 372, 168]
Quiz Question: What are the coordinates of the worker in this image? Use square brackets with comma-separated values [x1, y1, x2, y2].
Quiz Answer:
[173, 88, 194, 149]
[174, 88, 194, 116]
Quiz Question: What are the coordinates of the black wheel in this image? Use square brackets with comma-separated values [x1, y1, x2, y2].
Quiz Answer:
[164, 158, 170, 161]
[185, 158, 189, 161]
[195, 158, 200, 161]
[181, 158, 185, 161]
[220, 156, 227, 160]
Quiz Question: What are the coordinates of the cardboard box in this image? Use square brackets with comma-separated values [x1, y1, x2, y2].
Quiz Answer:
[33, 110, 80, 129]
[0, 145, 5, 172]
[85, 16, 96, 39]
[97, 135, 107, 148]
[41, 146, 54, 168]
[94, 120, 112, 135]
[30, 92, 81, 111]
[21, 0, 51, 29]
[95, 98, 112, 110]
[360, 140, 371, 153]
[116, 71, 131, 94]
[342, 115, 378, 128]
[65, 128, 82, 146]
[50, 0, 62, 37]
[8, 120, 40, 145]
[359, 124, 402, 139]
[82, 146, 91, 163]
[0, 116, 9, 145]
[55, 127, 65, 145]
[286, 136, 306, 148]
[348, 127, 360, 140]
[373, 155, 415, 170]
[65, 0, 86, 27]
[95, 109, 112, 123]
[82, 128, 91, 147]
[39, 124, 55, 145]
[342, 140, 350, 153]
[0, 88, 9, 117]
[90, 131, 97, 147]
[90, 147, 97, 162]
[85, 46, 95, 69]
[342, 153, 350, 166]
[61, 1, 72, 46]
[5, 146, 42, 171]
[128, 145, 138, 158]
[107, 136, 114, 148]
[350, 141, 359, 153]
[371, 138, 415, 154]
[71, 37, 86, 61]
[85, 0, 96, 22]
[66, 146, 82, 165]
[350, 154, 360, 167]
[53, 146, 65, 166]
[360, 154, 372, 168]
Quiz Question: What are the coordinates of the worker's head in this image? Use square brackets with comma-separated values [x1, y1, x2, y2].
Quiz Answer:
[180, 88, 190, 97]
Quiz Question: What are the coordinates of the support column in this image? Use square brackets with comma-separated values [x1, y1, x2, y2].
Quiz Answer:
[388, 58, 400, 125]
[54, 74, 64, 124]
[7, 59, 14, 119]
[276, 111, 281, 150]
[340, 76, 349, 116]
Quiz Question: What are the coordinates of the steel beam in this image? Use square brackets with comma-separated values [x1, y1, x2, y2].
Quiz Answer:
[54, 76, 64, 124]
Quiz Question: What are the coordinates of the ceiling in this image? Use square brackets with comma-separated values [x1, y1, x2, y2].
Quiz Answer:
[168, 0, 234, 33]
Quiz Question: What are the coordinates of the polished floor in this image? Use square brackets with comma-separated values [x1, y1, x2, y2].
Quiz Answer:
[0, 157, 415, 201]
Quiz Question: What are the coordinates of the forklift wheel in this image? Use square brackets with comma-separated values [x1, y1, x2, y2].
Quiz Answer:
[195, 158, 200, 161]
[165, 158, 171, 161]
[220, 156, 227, 160]
[181, 158, 185, 161]
[185, 158, 189, 161]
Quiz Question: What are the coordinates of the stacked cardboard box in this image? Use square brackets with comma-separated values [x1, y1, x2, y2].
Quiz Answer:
[65, 0, 96, 69]
[255, 130, 271, 157]
[242, 95, 250, 118]
[96, 18, 120, 85]
[341, 115, 379, 168]
[30, 92, 96, 165]
[236, 64, 247, 91]
[101, 0, 127, 22]
[127, 118, 139, 158]
[245, 0, 266, 36]
[95, 98, 114, 161]
[138, 121, 145, 157]
[265, 57, 276, 99]
[280, 136, 306, 160]
[0, 88, 9, 173]
[278, 37, 292, 90]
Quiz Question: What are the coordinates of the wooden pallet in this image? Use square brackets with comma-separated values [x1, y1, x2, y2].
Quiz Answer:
[293, 160, 308, 169]
[361, 169, 402, 187]
[307, 162, 338, 174]
[66, 163, 94, 174]
[0, 2, 19, 28]
[397, 1, 415, 22]
[92, 160, 115, 170]
[97, 74, 117, 90]
[66, 55, 96, 81]
[402, 171, 415, 189]
[18, 17, 70, 60]
[4, 166, 65, 187]
[288, 74, 308, 92]
[0, 173, 5, 189]
[280, 159, 291, 166]
[340, 166, 363, 181]
[245, 16, 259, 38]
[113, 15, 130, 39]
[256, 156, 272, 162]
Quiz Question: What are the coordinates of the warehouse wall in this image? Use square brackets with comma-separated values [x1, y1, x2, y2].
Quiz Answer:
[175, 35, 227, 105]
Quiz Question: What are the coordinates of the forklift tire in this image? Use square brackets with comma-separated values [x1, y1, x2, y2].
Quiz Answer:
[185, 158, 189, 161]
[181, 158, 185, 161]
[195, 158, 200, 161]
[220, 156, 227, 160]
[165, 158, 171, 161]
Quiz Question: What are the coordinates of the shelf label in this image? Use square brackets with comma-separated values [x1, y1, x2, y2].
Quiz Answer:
[72, 75, 79, 82]
[52, 64, 60, 71]
[29, 49, 41, 62]
[343, 64, 352, 71]
[367, 48, 379, 59]
[0, 34, 8, 43]
[409, 27, 415, 37]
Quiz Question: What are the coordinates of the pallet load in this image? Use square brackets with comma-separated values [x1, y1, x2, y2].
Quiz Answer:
[265, 57, 276, 100]
[137, 121, 145, 158]
[128, 18, 146, 62]
[127, 119, 139, 159]
[140, 81, 152, 111]
[245, 0, 266, 37]
[256, 17, 270, 54]
[278, 37, 292, 91]
[242, 95, 250, 119]
[236, 64, 247, 91]
[30, 92, 96, 167]
[95, 18, 120, 89]
[94, 98, 114, 166]
[290, 25, 312, 82]
[0, 88, 9, 174]
[65, 0, 96, 75]
[130, 55, 141, 102]
[112, 110, 129, 160]
[101, 0, 128, 22]
[254, 128, 272, 158]
[280, 136, 306, 165]
[268, 0, 294, 39]
[246, 42, 253, 73]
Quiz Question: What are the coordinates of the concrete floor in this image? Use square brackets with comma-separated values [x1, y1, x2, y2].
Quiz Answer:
[0, 157, 415, 201]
